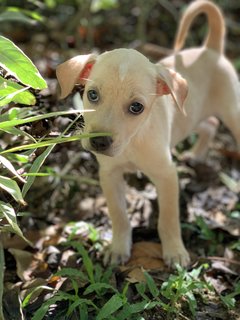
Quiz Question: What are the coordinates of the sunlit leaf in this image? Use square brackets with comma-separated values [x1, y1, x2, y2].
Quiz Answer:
[0, 76, 36, 106]
[0, 175, 26, 204]
[0, 155, 26, 183]
[0, 201, 31, 245]
[0, 36, 47, 89]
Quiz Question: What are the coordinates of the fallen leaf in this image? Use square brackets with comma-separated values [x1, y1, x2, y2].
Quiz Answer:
[127, 242, 164, 270]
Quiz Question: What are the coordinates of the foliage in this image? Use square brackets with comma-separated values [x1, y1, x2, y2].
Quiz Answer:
[0, 35, 106, 320]
[23, 234, 212, 319]
[220, 281, 240, 309]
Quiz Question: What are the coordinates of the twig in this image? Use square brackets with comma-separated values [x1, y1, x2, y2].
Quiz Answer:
[207, 256, 240, 266]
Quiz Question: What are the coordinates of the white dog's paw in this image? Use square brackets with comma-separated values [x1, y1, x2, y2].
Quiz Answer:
[103, 239, 132, 266]
[163, 245, 190, 268]
[103, 248, 130, 266]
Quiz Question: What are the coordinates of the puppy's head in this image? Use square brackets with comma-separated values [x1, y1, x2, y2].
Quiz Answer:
[56, 49, 188, 157]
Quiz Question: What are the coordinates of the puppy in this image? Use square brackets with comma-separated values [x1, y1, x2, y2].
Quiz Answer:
[56, 0, 240, 267]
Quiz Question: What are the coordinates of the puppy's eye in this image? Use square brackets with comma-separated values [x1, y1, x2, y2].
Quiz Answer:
[129, 102, 144, 115]
[87, 89, 99, 102]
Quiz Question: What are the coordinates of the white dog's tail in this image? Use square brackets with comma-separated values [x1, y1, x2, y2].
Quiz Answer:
[174, 0, 225, 53]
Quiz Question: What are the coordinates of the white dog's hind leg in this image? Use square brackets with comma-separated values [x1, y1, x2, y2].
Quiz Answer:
[190, 117, 219, 161]
[99, 168, 132, 265]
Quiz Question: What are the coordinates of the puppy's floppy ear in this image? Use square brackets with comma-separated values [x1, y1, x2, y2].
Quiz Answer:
[156, 64, 188, 115]
[56, 53, 97, 99]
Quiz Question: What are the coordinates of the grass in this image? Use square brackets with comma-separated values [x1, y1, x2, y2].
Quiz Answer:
[20, 224, 230, 320]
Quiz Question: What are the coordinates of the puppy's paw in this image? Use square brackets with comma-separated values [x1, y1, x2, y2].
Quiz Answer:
[103, 248, 130, 266]
[163, 245, 190, 268]
[103, 239, 132, 266]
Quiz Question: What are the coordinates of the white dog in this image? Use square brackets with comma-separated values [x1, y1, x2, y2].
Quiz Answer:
[56, 0, 240, 267]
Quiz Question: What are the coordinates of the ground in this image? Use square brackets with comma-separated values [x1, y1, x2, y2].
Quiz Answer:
[1, 1, 240, 319]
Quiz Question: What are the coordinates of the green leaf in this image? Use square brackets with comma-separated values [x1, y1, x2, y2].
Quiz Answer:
[0, 175, 25, 204]
[144, 272, 159, 298]
[0, 36, 47, 89]
[96, 294, 124, 320]
[55, 268, 88, 282]
[22, 145, 55, 197]
[0, 110, 89, 130]
[0, 76, 36, 106]
[66, 298, 98, 317]
[22, 285, 54, 308]
[0, 155, 26, 183]
[83, 282, 117, 296]
[0, 201, 31, 245]
[32, 294, 69, 320]
[0, 132, 109, 155]
[70, 242, 94, 283]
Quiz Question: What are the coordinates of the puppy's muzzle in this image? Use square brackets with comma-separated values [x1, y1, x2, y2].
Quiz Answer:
[90, 136, 113, 152]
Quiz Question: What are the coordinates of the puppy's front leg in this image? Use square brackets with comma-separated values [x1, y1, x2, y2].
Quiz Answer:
[148, 161, 190, 267]
[99, 167, 132, 265]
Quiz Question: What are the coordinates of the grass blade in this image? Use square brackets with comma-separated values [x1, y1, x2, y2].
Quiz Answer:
[22, 145, 54, 197]
[96, 294, 124, 320]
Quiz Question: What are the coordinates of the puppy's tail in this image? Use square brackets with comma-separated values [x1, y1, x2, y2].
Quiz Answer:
[174, 0, 225, 53]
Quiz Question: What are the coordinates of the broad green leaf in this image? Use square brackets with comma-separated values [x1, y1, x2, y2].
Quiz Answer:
[0, 76, 36, 106]
[0, 201, 31, 245]
[0, 36, 47, 89]
[0, 155, 26, 183]
[96, 294, 124, 320]
[0, 175, 25, 204]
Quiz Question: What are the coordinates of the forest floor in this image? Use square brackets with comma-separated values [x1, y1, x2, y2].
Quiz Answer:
[2, 1, 240, 319]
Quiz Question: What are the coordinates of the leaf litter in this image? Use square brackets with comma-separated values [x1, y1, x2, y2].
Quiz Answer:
[1, 23, 240, 320]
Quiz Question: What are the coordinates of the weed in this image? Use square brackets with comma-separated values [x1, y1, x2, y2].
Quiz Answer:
[220, 281, 240, 309]
[25, 236, 212, 319]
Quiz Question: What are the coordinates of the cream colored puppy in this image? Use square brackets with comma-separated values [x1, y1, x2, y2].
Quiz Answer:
[56, 0, 240, 267]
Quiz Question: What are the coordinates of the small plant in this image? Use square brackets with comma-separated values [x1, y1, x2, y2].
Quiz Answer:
[24, 235, 212, 319]
[160, 263, 211, 317]
[0, 35, 108, 320]
[220, 281, 240, 309]
[195, 216, 224, 255]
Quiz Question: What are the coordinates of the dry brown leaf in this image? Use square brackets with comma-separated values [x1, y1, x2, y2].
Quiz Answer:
[120, 266, 146, 283]
[127, 241, 164, 270]
[2, 230, 41, 250]
[8, 249, 34, 281]
[9, 249, 48, 281]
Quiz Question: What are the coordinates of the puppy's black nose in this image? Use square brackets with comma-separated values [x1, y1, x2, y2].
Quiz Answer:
[90, 136, 113, 152]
